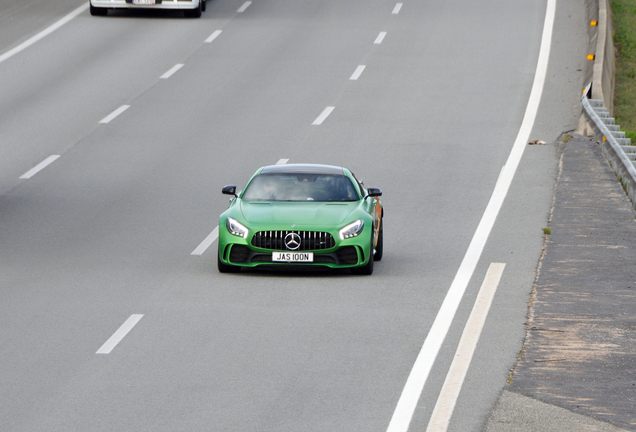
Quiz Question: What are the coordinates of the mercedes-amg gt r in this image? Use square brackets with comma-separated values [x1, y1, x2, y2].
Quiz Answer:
[217, 164, 383, 275]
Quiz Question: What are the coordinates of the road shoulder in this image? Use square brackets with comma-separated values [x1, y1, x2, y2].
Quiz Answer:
[485, 136, 636, 431]
[485, 390, 629, 432]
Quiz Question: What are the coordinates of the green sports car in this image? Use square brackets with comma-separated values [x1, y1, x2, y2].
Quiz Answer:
[217, 164, 383, 275]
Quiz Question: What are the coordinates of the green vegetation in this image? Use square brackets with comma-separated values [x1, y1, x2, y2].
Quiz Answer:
[542, 227, 551, 235]
[612, 0, 636, 142]
[619, 176, 629, 194]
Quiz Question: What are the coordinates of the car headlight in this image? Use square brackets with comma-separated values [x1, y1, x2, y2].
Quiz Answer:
[226, 217, 248, 238]
[339, 219, 364, 240]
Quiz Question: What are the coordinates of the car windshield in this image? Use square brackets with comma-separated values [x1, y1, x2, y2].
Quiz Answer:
[242, 173, 359, 202]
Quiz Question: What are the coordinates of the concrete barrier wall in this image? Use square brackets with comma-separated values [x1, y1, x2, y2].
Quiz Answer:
[601, 0, 615, 112]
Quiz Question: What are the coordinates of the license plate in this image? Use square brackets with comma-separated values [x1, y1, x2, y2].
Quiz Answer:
[133, 0, 155, 4]
[272, 252, 314, 262]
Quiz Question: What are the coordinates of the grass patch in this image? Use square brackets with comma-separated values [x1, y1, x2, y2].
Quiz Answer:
[612, 0, 636, 139]
[542, 227, 551, 235]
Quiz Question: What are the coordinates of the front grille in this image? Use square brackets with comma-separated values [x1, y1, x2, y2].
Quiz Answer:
[125, 0, 193, 3]
[251, 231, 335, 251]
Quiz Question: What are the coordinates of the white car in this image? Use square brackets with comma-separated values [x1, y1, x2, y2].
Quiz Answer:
[89, 0, 206, 18]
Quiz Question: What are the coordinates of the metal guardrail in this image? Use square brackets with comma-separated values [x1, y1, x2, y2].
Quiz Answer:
[581, 83, 636, 210]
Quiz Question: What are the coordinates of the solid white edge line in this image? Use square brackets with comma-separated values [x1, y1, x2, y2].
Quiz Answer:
[312, 106, 335, 125]
[99, 105, 130, 124]
[392, 3, 403, 14]
[385, 0, 556, 430]
[426, 263, 506, 432]
[160, 63, 184, 79]
[205, 30, 223, 43]
[0, 3, 89, 64]
[96, 314, 144, 354]
[237, 1, 252, 12]
[374, 31, 387, 44]
[19, 155, 61, 179]
[350, 65, 366, 80]
[191, 226, 219, 256]
[276, 159, 289, 165]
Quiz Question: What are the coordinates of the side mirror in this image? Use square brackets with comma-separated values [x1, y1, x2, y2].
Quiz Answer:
[222, 185, 237, 197]
[366, 187, 382, 198]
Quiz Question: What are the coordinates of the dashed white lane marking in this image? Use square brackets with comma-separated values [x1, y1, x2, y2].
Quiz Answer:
[191, 226, 219, 256]
[312, 106, 335, 125]
[392, 3, 403, 14]
[374, 31, 387, 44]
[205, 30, 223, 43]
[350, 65, 366, 80]
[0, 3, 88, 64]
[160, 63, 184, 79]
[96, 314, 144, 354]
[385, 0, 556, 429]
[19, 155, 60, 179]
[426, 263, 506, 432]
[276, 158, 289, 165]
[237, 1, 252, 12]
[99, 105, 130, 124]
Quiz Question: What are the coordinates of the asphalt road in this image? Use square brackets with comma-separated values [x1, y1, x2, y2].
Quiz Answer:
[0, 0, 587, 431]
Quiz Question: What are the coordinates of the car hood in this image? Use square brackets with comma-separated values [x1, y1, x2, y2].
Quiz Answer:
[238, 200, 357, 229]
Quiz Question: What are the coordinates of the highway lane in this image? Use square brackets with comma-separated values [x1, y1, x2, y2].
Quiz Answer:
[0, 0, 248, 195]
[0, 0, 585, 430]
[0, 0, 85, 53]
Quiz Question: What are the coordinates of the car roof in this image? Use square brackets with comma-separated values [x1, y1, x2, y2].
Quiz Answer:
[259, 164, 345, 175]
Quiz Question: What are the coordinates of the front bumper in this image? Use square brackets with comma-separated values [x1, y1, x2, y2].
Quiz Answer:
[221, 244, 364, 268]
[218, 226, 374, 269]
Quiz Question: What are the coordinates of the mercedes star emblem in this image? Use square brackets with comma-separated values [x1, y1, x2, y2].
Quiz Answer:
[284, 233, 302, 251]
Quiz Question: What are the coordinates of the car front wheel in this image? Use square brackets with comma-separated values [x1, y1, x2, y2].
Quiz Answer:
[184, 1, 202, 17]
[373, 220, 383, 261]
[218, 252, 240, 273]
[89, 2, 107, 15]
[351, 238, 374, 275]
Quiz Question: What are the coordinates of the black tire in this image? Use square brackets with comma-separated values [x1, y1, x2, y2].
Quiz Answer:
[184, 1, 202, 17]
[218, 251, 240, 273]
[89, 2, 108, 15]
[351, 238, 374, 275]
[201, 0, 206, 12]
[374, 220, 383, 261]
